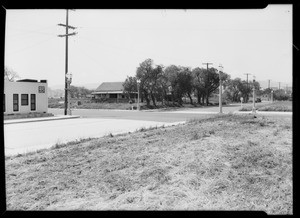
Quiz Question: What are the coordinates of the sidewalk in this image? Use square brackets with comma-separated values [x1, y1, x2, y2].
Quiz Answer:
[4, 115, 81, 125]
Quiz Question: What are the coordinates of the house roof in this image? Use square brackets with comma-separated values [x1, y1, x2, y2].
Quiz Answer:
[95, 82, 124, 92]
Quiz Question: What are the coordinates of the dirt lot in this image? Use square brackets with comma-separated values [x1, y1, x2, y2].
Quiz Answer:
[5, 114, 292, 214]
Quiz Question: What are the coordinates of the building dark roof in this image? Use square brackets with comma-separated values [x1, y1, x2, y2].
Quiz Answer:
[17, 79, 38, 82]
[16, 79, 47, 83]
[95, 82, 124, 92]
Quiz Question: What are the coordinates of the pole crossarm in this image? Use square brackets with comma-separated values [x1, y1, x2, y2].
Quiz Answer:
[202, 63, 213, 70]
[58, 32, 77, 37]
[58, 23, 77, 29]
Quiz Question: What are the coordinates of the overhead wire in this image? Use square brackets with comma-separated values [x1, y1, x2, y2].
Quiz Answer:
[6, 36, 57, 55]
[73, 44, 116, 75]
[6, 25, 59, 38]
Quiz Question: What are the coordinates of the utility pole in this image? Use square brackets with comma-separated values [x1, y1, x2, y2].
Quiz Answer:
[279, 82, 281, 90]
[268, 80, 270, 89]
[202, 62, 213, 71]
[202, 63, 213, 106]
[58, 9, 77, 115]
[244, 73, 251, 88]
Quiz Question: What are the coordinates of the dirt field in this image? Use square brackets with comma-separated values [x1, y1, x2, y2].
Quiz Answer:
[5, 114, 292, 214]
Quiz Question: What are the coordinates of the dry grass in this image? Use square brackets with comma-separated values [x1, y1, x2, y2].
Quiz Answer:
[239, 101, 292, 112]
[5, 114, 292, 213]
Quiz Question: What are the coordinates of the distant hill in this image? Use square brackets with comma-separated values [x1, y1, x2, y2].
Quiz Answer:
[50, 83, 99, 91]
[76, 83, 99, 90]
[48, 83, 99, 98]
[48, 87, 64, 98]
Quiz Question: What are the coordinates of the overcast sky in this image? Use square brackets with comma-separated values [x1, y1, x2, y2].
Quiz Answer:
[5, 5, 292, 89]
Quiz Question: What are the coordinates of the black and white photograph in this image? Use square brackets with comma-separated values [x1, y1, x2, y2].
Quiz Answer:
[3, 5, 293, 214]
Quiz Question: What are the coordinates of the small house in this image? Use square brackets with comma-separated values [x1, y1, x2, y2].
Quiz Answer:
[4, 79, 48, 115]
[91, 82, 136, 103]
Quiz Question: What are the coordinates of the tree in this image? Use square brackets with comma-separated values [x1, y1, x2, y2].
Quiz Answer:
[4, 66, 20, 81]
[136, 59, 154, 106]
[164, 65, 181, 104]
[147, 64, 165, 107]
[202, 67, 221, 106]
[123, 76, 137, 100]
[177, 67, 194, 104]
[164, 65, 194, 105]
[135, 59, 165, 107]
[223, 78, 243, 102]
[69, 85, 93, 98]
[192, 67, 206, 104]
[273, 89, 290, 101]
[237, 81, 251, 103]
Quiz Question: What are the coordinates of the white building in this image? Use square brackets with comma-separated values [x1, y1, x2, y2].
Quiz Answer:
[4, 79, 48, 115]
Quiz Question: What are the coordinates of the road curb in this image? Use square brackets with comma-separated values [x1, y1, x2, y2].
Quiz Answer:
[4, 115, 81, 125]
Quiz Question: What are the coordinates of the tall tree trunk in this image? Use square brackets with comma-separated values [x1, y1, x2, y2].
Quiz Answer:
[197, 90, 201, 104]
[206, 94, 209, 106]
[171, 92, 174, 105]
[150, 92, 156, 107]
[144, 90, 150, 106]
[188, 93, 193, 104]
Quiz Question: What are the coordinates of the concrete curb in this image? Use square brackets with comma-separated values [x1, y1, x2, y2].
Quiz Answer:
[4, 115, 81, 125]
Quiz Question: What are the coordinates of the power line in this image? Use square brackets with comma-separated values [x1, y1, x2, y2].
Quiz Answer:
[6, 25, 58, 37]
[6, 36, 57, 55]
[75, 46, 116, 75]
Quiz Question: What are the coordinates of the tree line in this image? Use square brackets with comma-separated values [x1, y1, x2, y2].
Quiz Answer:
[123, 58, 263, 107]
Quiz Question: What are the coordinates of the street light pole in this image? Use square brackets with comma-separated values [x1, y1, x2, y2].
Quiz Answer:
[252, 76, 256, 113]
[218, 64, 223, 114]
[271, 90, 274, 102]
[137, 79, 140, 110]
[66, 73, 72, 115]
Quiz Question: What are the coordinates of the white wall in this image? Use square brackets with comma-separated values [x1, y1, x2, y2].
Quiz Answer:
[4, 80, 48, 114]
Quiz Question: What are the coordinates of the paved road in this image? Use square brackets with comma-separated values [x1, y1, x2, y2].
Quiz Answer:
[48, 104, 246, 123]
[5, 103, 291, 156]
[4, 118, 184, 156]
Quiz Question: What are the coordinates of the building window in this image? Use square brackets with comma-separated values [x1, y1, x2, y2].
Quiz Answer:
[31, 94, 36, 111]
[38, 86, 45, 93]
[109, 94, 117, 99]
[13, 94, 18, 112]
[21, 94, 29, 106]
[3, 94, 5, 112]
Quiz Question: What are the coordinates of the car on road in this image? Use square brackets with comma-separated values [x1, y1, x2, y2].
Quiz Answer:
[255, 98, 262, 103]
